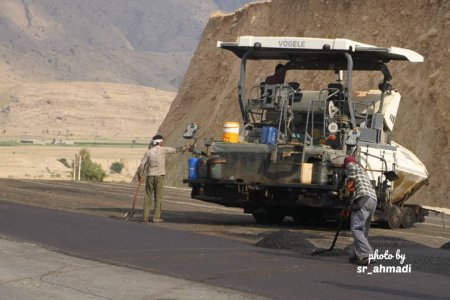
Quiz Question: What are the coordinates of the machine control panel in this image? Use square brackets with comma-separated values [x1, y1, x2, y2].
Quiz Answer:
[346, 128, 361, 146]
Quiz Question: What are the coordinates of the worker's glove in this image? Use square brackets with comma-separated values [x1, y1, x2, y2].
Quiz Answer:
[176, 146, 188, 153]
[340, 208, 351, 219]
[346, 180, 356, 193]
[178, 146, 191, 153]
[137, 174, 144, 183]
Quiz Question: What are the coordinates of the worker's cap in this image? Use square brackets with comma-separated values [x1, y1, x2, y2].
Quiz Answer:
[343, 156, 357, 168]
[152, 134, 163, 144]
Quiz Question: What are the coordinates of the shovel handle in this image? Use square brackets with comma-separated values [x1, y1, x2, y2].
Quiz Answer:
[311, 207, 348, 256]
[130, 181, 142, 210]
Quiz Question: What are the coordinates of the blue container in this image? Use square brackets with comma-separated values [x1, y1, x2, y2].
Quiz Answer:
[188, 157, 200, 180]
[261, 126, 278, 144]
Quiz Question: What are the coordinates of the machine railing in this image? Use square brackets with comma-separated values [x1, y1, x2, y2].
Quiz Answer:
[246, 84, 295, 144]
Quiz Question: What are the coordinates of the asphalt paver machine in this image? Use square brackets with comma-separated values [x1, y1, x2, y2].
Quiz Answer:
[184, 36, 429, 229]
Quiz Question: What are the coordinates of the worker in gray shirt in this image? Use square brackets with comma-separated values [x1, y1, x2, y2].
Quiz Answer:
[343, 156, 378, 265]
[137, 134, 181, 223]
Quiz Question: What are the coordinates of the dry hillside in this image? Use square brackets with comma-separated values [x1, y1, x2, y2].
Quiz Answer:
[0, 0, 256, 143]
[0, 0, 216, 90]
[0, 82, 174, 141]
[160, 0, 450, 208]
[0, 0, 255, 91]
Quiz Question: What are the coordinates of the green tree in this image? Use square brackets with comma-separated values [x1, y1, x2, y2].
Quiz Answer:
[110, 161, 124, 174]
[79, 149, 106, 182]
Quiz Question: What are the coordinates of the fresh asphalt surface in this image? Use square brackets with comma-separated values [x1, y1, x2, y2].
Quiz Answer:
[0, 200, 449, 300]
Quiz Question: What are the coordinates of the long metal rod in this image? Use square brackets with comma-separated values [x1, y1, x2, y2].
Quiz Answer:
[273, 87, 289, 163]
[301, 100, 313, 165]
[238, 51, 251, 124]
[321, 91, 326, 137]
[344, 53, 356, 128]
[378, 64, 393, 113]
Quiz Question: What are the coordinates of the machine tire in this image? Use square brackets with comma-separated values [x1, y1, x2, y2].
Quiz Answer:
[292, 209, 322, 225]
[401, 207, 415, 228]
[292, 214, 308, 225]
[387, 206, 402, 229]
[292, 209, 311, 224]
[191, 185, 200, 198]
[252, 212, 285, 224]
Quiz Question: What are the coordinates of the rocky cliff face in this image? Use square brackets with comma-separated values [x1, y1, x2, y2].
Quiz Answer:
[160, 0, 450, 208]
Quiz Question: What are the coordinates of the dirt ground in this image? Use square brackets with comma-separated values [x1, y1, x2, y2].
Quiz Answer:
[0, 82, 174, 141]
[0, 145, 148, 182]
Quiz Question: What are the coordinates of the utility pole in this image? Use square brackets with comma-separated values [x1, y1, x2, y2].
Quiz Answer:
[78, 154, 82, 181]
[73, 154, 82, 181]
[73, 156, 76, 181]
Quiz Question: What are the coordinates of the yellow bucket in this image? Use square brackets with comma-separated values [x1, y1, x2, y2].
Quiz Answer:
[300, 163, 313, 184]
[223, 122, 239, 143]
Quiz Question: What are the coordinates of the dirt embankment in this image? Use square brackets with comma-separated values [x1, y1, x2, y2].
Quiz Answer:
[160, 0, 450, 208]
[0, 82, 174, 141]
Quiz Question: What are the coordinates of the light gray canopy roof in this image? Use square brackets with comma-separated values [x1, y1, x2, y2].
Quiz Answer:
[218, 36, 423, 70]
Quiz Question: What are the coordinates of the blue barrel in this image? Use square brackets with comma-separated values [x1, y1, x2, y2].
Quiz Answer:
[188, 157, 200, 180]
[261, 126, 278, 144]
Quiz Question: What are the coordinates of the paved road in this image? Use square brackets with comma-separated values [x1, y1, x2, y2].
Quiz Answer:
[0, 237, 265, 300]
[1, 178, 449, 249]
[0, 199, 449, 299]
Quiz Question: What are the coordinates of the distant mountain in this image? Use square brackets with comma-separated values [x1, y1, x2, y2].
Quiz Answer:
[0, 0, 254, 90]
[0, 0, 255, 142]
